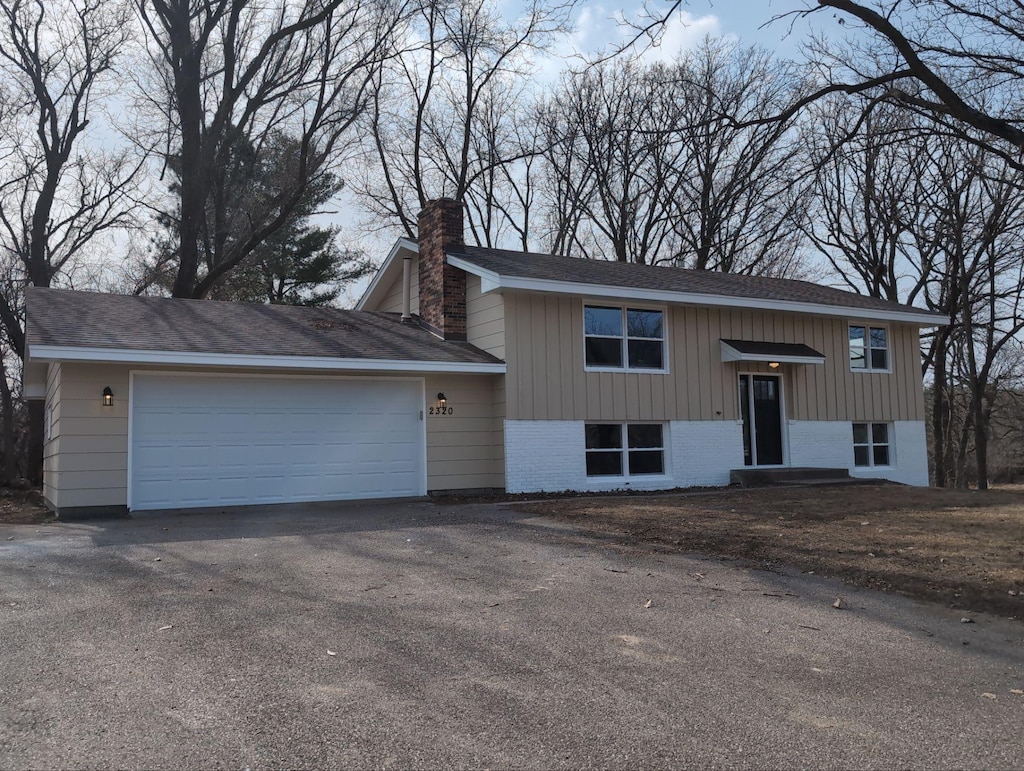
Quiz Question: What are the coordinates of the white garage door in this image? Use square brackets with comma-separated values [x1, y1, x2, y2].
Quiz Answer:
[130, 374, 425, 511]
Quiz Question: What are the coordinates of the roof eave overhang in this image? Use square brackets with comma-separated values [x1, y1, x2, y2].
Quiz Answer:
[446, 255, 946, 326]
[720, 341, 824, 365]
[355, 238, 419, 310]
[26, 344, 506, 374]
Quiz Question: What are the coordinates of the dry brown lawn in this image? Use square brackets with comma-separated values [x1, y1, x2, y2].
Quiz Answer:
[515, 484, 1024, 619]
[0, 488, 52, 524]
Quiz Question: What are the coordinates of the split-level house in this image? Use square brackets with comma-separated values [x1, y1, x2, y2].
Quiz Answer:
[24, 199, 943, 518]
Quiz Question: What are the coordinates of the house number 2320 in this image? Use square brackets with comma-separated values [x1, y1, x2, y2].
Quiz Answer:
[428, 406, 453, 415]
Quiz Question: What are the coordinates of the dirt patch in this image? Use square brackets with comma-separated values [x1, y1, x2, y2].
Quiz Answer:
[0, 488, 53, 524]
[515, 484, 1024, 619]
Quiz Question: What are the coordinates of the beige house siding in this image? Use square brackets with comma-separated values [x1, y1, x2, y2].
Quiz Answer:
[375, 257, 420, 315]
[45, 362, 504, 511]
[424, 373, 504, 490]
[503, 292, 925, 423]
[466, 274, 505, 359]
[42, 362, 61, 507]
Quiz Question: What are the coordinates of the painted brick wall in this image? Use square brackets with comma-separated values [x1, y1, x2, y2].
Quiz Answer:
[670, 420, 745, 488]
[788, 419, 929, 486]
[505, 419, 744, 493]
[417, 199, 467, 340]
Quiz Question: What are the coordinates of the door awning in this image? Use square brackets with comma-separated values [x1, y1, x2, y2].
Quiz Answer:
[720, 339, 825, 365]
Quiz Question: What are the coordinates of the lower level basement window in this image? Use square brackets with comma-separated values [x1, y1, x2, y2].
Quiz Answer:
[585, 423, 665, 477]
[853, 422, 891, 467]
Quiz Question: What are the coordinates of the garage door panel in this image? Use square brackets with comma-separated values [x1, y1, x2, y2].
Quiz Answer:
[130, 375, 425, 510]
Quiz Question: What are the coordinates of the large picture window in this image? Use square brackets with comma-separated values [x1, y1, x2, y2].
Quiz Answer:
[849, 325, 889, 371]
[585, 423, 665, 477]
[584, 306, 665, 370]
[852, 422, 891, 467]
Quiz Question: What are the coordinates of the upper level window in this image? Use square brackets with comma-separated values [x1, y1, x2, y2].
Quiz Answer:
[849, 325, 889, 371]
[584, 305, 665, 370]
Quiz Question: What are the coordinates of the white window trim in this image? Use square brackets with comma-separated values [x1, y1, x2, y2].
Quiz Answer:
[583, 303, 669, 374]
[852, 421, 894, 468]
[849, 323, 892, 374]
[584, 421, 670, 481]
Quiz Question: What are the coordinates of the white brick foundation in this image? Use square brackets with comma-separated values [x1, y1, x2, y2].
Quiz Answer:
[505, 419, 743, 494]
[788, 420, 929, 486]
[505, 418, 930, 493]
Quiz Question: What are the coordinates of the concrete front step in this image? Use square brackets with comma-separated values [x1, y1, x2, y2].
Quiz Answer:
[730, 466, 856, 486]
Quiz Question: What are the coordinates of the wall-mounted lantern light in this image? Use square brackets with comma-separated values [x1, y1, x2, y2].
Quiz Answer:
[102, 386, 114, 407]
[768, 362, 781, 370]
[437, 392, 447, 408]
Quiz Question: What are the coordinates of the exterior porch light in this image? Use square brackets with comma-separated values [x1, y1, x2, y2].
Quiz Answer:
[768, 362, 781, 369]
[102, 386, 114, 407]
[437, 392, 447, 408]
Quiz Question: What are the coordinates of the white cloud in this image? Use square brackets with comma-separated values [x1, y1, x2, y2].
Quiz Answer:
[529, 4, 722, 86]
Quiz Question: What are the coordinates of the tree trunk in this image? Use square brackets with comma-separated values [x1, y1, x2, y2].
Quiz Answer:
[931, 336, 948, 487]
[0, 364, 14, 484]
[26, 400, 44, 487]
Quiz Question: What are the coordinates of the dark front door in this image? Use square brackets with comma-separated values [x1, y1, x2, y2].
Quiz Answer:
[738, 374, 784, 466]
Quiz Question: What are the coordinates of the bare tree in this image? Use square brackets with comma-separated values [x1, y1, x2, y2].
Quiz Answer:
[537, 40, 809, 271]
[135, 0, 404, 299]
[357, 0, 573, 247]
[668, 38, 811, 274]
[807, 98, 1024, 488]
[538, 58, 686, 263]
[0, 0, 140, 483]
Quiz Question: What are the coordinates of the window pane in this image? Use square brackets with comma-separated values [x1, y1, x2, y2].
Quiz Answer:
[850, 345, 866, 369]
[627, 340, 663, 369]
[849, 326, 866, 368]
[586, 451, 622, 476]
[628, 450, 664, 475]
[870, 327, 888, 348]
[854, 445, 870, 466]
[626, 309, 663, 339]
[627, 424, 663, 449]
[586, 337, 623, 367]
[585, 424, 621, 450]
[870, 348, 888, 369]
[852, 423, 868, 443]
[871, 423, 889, 444]
[873, 445, 890, 466]
[584, 306, 622, 336]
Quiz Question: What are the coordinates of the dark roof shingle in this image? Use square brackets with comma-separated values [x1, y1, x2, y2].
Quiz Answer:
[447, 246, 941, 320]
[26, 288, 502, 365]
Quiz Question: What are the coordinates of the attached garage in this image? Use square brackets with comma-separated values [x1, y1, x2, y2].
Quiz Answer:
[129, 374, 426, 510]
[26, 288, 506, 518]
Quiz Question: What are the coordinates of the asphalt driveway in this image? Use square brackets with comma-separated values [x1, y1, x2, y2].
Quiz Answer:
[1, 500, 1022, 769]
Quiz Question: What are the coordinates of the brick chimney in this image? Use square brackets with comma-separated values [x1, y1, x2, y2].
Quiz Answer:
[417, 198, 467, 340]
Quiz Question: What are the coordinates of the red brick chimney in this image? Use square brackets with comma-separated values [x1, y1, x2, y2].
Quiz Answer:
[417, 198, 467, 340]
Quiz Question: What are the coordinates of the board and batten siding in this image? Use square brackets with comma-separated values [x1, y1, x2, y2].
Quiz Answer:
[502, 292, 926, 424]
[375, 257, 420, 315]
[466, 274, 505, 359]
[44, 362, 504, 511]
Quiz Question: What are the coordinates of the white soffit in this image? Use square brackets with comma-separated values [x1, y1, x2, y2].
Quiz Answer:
[26, 344, 506, 374]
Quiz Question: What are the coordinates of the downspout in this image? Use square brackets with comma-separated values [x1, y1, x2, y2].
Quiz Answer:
[401, 255, 413, 323]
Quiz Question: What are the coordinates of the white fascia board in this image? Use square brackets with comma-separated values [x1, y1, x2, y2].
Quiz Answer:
[355, 238, 419, 310]
[446, 255, 945, 326]
[720, 342, 824, 365]
[27, 344, 506, 374]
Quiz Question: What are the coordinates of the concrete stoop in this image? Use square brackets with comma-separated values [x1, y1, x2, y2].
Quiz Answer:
[729, 466, 880, 487]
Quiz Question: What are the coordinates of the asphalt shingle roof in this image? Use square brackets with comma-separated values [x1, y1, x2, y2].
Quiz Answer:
[26, 288, 502, 365]
[447, 246, 941, 319]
